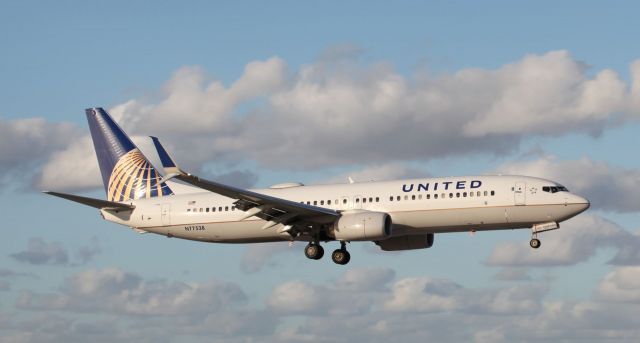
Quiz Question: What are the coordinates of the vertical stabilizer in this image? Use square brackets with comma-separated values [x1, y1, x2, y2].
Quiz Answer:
[86, 108, 173, 202]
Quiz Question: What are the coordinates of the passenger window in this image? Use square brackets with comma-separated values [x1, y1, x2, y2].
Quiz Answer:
[397, 196, 401, 201]
[212, 207, 216, 212]
[470, 192, 474, 197]
[320, 200, 324, 205]
[411, 195, 416, 200]
[363, 198, 367, 203]
[491, 191, 495, 196]
[418, 194, 422, 200]
[449, 193, 453, 198]
[463, 192, 467, 197]
[313, 201, 317, 205]
[356, 198, 360, 203]
[376, 197, 379, 202]
[343, 199, 347, 204]
[199, 208, 203, 212]
[225, 206, 229, 211]
[484, 191, 488, 196]
[441, 193, 445, 199]
[434, 194, 438, 199]
[477, 191, 481, 197]
[369, 197, 373, 203]
[404, 195, 408, 201]
[389, 196, 394, 201]
[328, 200, 332, 205]
[206, 207, 210, 212]
[427, 194, 431, 199]
[218, 207, 222, 212]
[187, 209, 191, 212]
[456, 193, 460, 198]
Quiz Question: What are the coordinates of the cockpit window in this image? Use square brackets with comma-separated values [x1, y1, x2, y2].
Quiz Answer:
[542, 185, 569, 193]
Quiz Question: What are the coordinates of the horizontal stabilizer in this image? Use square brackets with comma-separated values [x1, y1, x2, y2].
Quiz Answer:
[43, 191, 135, 211]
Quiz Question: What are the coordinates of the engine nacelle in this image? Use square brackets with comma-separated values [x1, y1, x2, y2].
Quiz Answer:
[331, 211, 392, 241]
[376, 234, 434, 251]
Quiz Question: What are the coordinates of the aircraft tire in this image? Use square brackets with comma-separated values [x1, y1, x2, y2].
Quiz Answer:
[331, 249, 351, 265]
[305, 243, 324, 260]
[529, 238, 541, 249]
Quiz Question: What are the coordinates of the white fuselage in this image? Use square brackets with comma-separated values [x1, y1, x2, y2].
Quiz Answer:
[101, 175, 589, 243]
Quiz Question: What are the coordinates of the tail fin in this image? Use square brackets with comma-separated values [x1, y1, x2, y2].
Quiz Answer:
[86, 107, 173, 202]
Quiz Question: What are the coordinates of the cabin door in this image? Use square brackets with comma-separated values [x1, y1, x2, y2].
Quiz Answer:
[161, 203, 171, 225]
[514, 182, 526, 206]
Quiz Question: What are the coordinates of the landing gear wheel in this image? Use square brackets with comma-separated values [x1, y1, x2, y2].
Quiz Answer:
[304, 243, 324, 260]
[530, 238, 541, 249]
[331, 249, 351, 265]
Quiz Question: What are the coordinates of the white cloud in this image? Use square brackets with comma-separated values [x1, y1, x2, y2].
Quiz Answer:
[334, 267, 396, 291]
[383, 276, 545, 315]
[320, 162, 429, 184]
[33, 51, 640, 191]
[8, 266, 640, 342]
[486, 215, 640, 267]
[17, 268, 247, 316]
[240, 242, 296, 273]
[596, 266, 640, 302]
[37, 135, 101, 191]
[463, 51, 626, 136]
[268, 268, 396, 316]
[10, 238, 69, 266]
[0, 117, 79, 190]
[493, 268, 531, 281]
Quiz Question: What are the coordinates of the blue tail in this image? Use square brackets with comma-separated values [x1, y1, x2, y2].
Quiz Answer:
[86, 108, 173, 202]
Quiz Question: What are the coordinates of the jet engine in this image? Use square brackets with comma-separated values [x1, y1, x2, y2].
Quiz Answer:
[375, 233, 434, 251]
[331, 211, 392, 241]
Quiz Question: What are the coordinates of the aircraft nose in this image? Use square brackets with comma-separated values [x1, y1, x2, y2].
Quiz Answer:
[574, 195, 590, 212]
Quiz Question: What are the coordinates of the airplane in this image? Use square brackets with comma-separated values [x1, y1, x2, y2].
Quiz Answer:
[45, 108, 590, 265]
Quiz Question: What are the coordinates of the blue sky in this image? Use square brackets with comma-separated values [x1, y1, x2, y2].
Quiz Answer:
[2, 1, 640, 342]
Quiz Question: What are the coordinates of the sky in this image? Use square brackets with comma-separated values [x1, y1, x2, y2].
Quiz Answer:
[2, 1, 640, 342]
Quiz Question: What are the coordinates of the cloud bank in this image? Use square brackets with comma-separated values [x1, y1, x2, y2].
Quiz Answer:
[18, 50, 640, 190]
[5, 266, 640, 342]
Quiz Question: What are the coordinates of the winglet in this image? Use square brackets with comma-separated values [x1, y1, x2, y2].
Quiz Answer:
[150, 136, 183, 176]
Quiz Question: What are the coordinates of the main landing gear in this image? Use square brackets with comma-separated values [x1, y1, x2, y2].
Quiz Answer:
[304, 242, 324, 260]
[331, 242, 350, 265]
[304, 241, 351, 265]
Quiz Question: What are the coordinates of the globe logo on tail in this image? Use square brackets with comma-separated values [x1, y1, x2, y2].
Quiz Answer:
[107, 149, 173, 202]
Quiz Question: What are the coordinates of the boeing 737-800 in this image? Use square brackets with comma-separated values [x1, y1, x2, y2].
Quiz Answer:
[45, 108, 590, 265]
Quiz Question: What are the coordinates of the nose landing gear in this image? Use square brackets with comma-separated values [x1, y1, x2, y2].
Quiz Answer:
[529, 237, 541, 249]
[529, 222, 559, 250]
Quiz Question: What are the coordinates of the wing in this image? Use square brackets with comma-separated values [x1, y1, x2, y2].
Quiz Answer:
[150, 136, 339, 234]
[175, 172, 338, 232]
